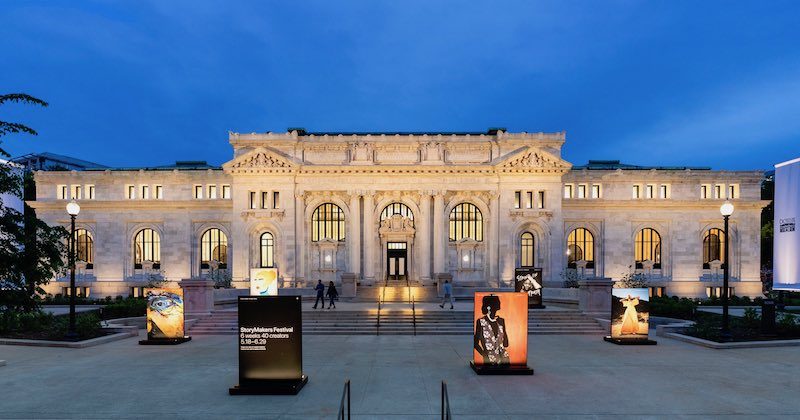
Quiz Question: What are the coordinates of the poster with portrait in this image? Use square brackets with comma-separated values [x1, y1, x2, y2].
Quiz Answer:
[144, 288, 185, 340]
[515, 268, 543, 308]
[250, 268, 279, 296]
[610, 288, 650, 340]
[471, 292, 531, 374]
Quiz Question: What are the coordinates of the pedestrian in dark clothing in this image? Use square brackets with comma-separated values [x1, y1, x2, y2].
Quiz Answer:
[326, 281, 338, 309]
[313, 279, 325, 309]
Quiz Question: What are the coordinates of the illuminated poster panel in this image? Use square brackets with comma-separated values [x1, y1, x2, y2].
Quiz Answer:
[250, 268, 279, 296]
[471, 292, 532, 375]
[140, 288, 190, 345]
[605, 288, 655, 345]
[774, 157, 800, 291]
[229, 296, 308, 395]
[514, 268, 544, 308]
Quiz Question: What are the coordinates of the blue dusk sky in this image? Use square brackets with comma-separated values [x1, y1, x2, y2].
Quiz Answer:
[2, 1, 799, 170]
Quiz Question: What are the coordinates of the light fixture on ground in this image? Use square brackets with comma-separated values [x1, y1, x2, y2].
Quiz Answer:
[65, 200, 80, 340]
[720, 200, 734, 342]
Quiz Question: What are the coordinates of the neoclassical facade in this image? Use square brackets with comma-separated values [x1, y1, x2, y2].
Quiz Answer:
[30, 129, 768, 298]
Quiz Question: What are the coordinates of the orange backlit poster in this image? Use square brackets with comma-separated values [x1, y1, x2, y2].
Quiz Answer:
[472, 292, 528, 367]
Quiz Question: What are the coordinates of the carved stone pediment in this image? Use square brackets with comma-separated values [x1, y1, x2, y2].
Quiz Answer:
[223, 147, 295, 173]
[496, 147, 571, 172]
[240, 209, 286, 222]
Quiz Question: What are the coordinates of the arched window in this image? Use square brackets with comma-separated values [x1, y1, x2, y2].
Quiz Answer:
[74, 229, 93, 269]
[703, 228, 726, 269]
[520, 232, 535, 267]
[380, 202, 414, 224]
[260, 232, 275, 268]
[567, 228, 594, 268]
[311, 203, 346, 242]
[449, 203, 483, 241]
[134, 228, 160, 269]
[635, 228, 662, 269]
[200, 228, 228, 269]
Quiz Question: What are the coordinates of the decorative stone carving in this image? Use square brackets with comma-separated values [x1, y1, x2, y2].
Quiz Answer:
[503, 150, 562, 169]
[349, 142, 374, 164]
[379, 214, 415, 236]
[420, 141, 445, 163]
[230, 150, 290, 169]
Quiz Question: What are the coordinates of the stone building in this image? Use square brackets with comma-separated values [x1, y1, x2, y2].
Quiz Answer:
[29, 129, 767, 298]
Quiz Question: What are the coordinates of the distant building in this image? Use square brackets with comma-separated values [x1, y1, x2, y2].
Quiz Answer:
[0, 159, 24, 214]
[29, 129, 769, 299]
[12, 152, 107, 172]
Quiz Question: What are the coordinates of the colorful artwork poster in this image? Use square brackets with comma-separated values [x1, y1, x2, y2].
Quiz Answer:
[472, 292, 528, 367]
[610, 288, 650, 340]
[514, 268, 543, 307]
[145, 288, 185, 340]
[250, 268, 279, 296]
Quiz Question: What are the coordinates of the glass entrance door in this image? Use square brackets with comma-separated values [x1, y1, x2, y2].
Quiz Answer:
[386, 242, 408, 281]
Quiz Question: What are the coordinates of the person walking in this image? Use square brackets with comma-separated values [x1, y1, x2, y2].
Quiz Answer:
[439, 279, 454, 310]
[313, 279, 325, 309]
[326, 281, 339, 309]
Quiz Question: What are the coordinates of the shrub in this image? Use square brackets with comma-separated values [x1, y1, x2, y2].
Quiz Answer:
[559, 269, 582, 288]
[99, 297, 147, 320]
[650, 296, 697, 320]
[615, 265, 649, 288]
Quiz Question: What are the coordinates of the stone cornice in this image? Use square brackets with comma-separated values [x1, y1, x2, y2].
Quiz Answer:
[562, 199, 771, 211]
[27, 200, 234, 211]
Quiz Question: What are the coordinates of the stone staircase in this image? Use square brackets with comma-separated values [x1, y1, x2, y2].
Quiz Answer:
[189, 308, 605, 336]
[354, 284, 440, 303]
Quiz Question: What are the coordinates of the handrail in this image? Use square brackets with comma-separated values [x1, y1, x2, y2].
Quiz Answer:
[377, 279, 389, 336]
[337, 379, 351, 420]
[411, 292, 416, 336]
[441, 381, 452, 420]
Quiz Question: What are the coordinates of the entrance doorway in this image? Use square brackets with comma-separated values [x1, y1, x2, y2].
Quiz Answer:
[386, 242, 408, 282]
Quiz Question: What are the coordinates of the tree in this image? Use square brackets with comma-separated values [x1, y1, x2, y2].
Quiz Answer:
[0, 93, 67, 313]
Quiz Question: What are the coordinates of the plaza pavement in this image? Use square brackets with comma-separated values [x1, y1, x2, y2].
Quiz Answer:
[2, 329, 799, 419]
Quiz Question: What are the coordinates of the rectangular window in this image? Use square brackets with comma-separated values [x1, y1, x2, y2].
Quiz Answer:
[632, 185, 641, 199]
[526, 191, 533, 209]
[126, 185, 136, 199]
[715, 184, 723, 199]
[194, 185, 203, 199]
[728, 184, 739, 199]
[222, 185, 231, 199]
[564, 184, 573, 199]
[141, 185, 150, 200]
[208, 185, 217, 199]
[701, 185, 709, 199]
[86, 185, 95, 200]
[514, 191, 521, 209]
[249, 191, 256, 209]
[57, 185, 67, 200]
[71, 185, 81, 200]
[155, 185, 163, 199]
[660, 184, 670, 199]
[577, 184, 587, 199]
[537, 191, 545, 209]
[273, 191, 280, 209]
[645, 184, 654, 199]
[261, 191, 269, 209]
[591, 184, 601, 199]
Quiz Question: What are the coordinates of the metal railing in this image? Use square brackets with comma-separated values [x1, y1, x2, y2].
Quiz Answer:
[441, 381, 452, 420]
[377, 279, 389, 336]
[405, 278, 416, 336]
[337, 379, 351, 420]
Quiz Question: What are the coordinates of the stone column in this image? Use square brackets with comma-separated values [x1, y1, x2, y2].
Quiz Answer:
[489, 192, 500, 287]
[433, 191, 445, 275]
[418, 192, 432, 284]
[180, 278, 215, 317]
[363, 191, 376, 284]
[295, 192, 306, 286]
[348, 192, 361, 276]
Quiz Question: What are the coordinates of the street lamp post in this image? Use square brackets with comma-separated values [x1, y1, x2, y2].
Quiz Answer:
[720, 200, 734, 342]
[65, 200, 81, 340]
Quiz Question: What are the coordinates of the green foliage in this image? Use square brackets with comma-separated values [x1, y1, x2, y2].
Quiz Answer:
[559, 268, 583, 288]
[778, 313, 797, 329]
[0, 93, 67, 315]
[99, 297, 146, 320]
[650, 296, 697, 320]
[210, 268, 232, 289]
[615, 265, 649, 288]
[0, 310, 103, 340]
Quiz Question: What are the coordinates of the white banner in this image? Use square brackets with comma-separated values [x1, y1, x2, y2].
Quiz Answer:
[774, 157, 800, 290]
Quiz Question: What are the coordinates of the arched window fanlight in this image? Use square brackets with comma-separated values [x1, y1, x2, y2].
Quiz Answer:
[520, 232, 535, 267]
[635, 228, 662, 269]
[134, 228, 161, 269]
[260, 232, 275, 268]
[201, 228, 228, 269]
[449, 203, 483, 242]
[567, 228, 594, 269]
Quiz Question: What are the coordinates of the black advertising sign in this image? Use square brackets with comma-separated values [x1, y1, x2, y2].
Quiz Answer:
[514, 268, 543, 308]
[231, 295, 307, 394]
